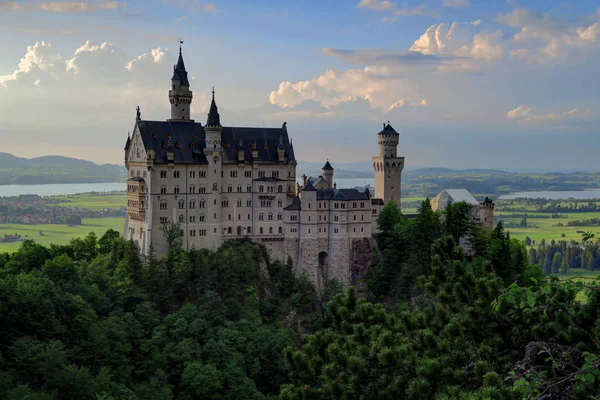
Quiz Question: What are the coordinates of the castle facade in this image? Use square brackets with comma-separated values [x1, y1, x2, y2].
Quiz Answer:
[124, 47, 404, 287]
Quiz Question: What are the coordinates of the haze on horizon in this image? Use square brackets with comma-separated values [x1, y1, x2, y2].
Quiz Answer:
[0, 0, 599, 172]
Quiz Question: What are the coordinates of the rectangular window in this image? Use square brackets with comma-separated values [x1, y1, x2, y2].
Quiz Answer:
[199, 170, 206, 178]
[230, 170, 238, 178]
[258, 171, 265, 178]
[200, 229, 206, 236]
[245, 171, 252, 178]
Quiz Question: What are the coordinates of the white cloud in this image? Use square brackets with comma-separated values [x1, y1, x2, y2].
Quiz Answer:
[40, 1, 119, 13]
[497, 8, 600, 63]
[126, 47, 166, 70]
[385, 98, 428, 112]
[356, 0, 394, 11]
[0, 41, 63, 86]
[409, 20, 484, 55]
[443, 0, 470, 8]
[457, 30, 503, 61]
[0, 1, 121, 13]
[507, 105, 591, 123]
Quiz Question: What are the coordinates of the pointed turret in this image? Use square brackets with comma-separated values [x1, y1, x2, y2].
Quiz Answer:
[321, 159, 334, 188]
[171, 45, 190, 87]
[206, 87, 221, 127]
[168, 41, 193, 121]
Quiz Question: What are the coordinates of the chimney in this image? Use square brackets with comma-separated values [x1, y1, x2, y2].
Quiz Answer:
[302, 174, 307, 187]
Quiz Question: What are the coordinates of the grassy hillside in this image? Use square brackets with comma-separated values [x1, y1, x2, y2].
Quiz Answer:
[0, 152, 126, 185]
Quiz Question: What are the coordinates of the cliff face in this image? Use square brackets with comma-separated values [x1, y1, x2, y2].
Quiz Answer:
[350, 237, 378, 286]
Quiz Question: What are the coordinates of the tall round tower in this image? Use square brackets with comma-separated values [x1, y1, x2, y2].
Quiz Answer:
[372, 122, 405, 204]
[168, 42, 193, 121]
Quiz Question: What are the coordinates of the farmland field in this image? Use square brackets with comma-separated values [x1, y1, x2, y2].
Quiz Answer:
[0, 217, 124, 253]
[496, 211, 600, 243]
[51, 192, 125, 210]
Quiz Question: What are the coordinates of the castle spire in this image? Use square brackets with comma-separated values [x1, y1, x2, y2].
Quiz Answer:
[168, 41, 193, 121]
[206, 87, 221, 127]
[171, 40, 189, 87]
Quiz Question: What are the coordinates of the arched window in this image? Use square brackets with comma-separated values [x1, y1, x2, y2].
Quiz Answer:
[247, 226, 252, 234]
[277, 213, 282, 220]
[160, 186, 167, 194]
[268, 213, 273, 220]
[269, 227, 273, 234]
[179, 200, 184, 209]
[260, 227, 264, 234]
[160, 201, 168, 210]
[259, 185, 264, 193]
[259, 213, 264, 220]
[278, 185, 283, 193]
[179, 215, 184, 223]
[174, 186, 180, 194]
[237, 226, 242, 235]
[189, 185, 196, 193]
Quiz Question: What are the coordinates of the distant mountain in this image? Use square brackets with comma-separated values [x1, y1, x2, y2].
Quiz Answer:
[0, 153, 126, 185]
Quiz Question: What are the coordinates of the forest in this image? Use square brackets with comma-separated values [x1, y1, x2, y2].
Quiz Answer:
[0, 200, 599, 399]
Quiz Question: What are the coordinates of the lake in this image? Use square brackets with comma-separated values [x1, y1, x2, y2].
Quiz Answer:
[498, 190, 600, 200]
[0, 182, 125, 197]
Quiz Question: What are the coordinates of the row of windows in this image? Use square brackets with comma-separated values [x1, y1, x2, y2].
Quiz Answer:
[158, 170, 292, 179]
[130, 170, 147, 178]
[258, 213, 283, 220]
[127, 184, 144, 193]
[127, 200, 144, 209]
[158, 185, 290, 194]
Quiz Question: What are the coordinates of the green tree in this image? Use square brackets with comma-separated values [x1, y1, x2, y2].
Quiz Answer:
[444, 201, 475, 244]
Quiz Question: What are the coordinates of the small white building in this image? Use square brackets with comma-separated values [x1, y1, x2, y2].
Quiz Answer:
[431, 188, 495, 230]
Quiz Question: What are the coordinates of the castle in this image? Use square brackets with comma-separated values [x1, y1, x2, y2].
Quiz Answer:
[124, 46, 404, 288]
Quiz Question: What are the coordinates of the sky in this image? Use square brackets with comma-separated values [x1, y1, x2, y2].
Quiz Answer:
[0, 0, 599, 172]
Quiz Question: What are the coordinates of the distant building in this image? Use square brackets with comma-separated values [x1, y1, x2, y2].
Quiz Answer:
[431, 188, 495, 230]
[123, 45, 405, 288]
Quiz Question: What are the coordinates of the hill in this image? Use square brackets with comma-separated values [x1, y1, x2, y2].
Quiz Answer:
[0, 153, 126, 185]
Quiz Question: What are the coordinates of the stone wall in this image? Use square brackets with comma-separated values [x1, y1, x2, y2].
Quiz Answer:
[327, 237, 351, 285]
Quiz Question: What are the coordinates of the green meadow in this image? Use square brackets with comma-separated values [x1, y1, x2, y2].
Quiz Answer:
[0, 218, 124, 253]
[51, 192, 125, 210]
[496, 211, 600, 243]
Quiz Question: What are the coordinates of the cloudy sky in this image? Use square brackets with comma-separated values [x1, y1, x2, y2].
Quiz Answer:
[0, 0, 599, 171]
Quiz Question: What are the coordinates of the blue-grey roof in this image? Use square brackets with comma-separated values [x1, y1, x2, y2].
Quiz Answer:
[302, 179, 316, 191]
[322, 160, 333, 171]
[171, 50, 190, 87]
[124, 135, 131, 151]
[134, 120, 295, 165]
[316, 188, 369, 201]
[206, 89, 221, 127]
[378, 123, 398, 135]
[284, 196, 301, 211]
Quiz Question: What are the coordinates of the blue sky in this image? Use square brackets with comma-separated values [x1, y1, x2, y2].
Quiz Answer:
[1, 0, 600, 171]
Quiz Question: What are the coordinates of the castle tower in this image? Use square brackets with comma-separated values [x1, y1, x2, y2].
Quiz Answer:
[480, 197, 495, 230]
[321, 160, 334, 188]
[372, 122, 405, 204]
[168, 42, 193, 121]
[204, 88, 223, 248]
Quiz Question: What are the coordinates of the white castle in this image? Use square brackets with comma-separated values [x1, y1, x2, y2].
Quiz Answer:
[124, 47, 404, 289]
